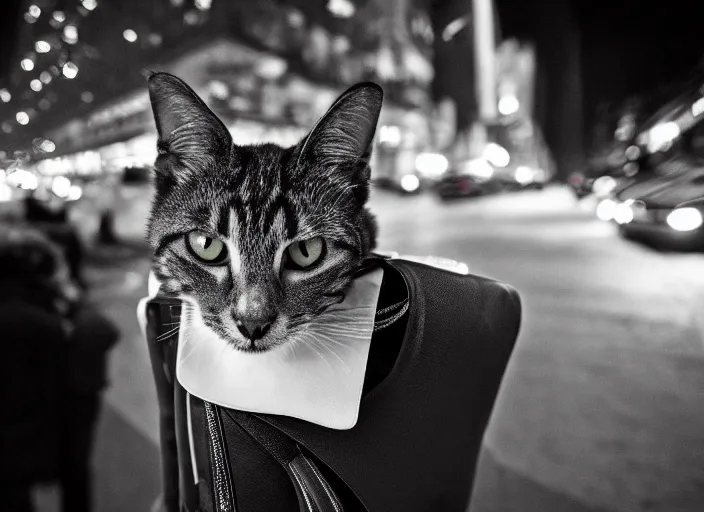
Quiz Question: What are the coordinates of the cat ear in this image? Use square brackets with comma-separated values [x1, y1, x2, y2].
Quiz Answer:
[147, 72, 231, 167]
[297, 82, 383, 168]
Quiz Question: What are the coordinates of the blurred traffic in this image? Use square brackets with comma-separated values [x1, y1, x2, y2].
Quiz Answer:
[569, 71, 704, 251]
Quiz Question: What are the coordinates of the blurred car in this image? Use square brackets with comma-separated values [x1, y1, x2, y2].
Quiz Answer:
[591, 75, 704, 250]
[567, 144, 643, 199]
[436, 143, 547, 200]
[612, 193, 704, 250]
[597, 161, 704, 249]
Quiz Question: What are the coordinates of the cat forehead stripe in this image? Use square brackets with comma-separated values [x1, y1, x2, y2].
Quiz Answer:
[216, 204, 230, 237]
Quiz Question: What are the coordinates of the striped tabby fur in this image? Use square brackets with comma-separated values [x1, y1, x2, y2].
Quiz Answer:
[146, 72, 383, 352]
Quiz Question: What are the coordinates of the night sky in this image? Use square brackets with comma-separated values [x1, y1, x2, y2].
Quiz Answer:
[0, 0, 23, 81]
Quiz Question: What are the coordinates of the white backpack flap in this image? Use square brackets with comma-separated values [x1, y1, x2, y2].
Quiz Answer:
[175, 268, 384, 430]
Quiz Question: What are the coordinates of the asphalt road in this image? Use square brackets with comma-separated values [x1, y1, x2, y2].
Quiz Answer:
[39, 185, 704, 512]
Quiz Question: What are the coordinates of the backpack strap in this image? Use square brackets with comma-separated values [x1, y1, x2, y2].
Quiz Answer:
[227, 410, 343, 512]
[144, 297, 183, 512]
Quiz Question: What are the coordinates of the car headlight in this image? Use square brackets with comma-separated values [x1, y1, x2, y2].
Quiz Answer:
[614, 202, 634, 224]
[514, 166, 533, 184]
[666, 207, 703, 231]
[400, 174, 420, 192]
[596, 198, 617, 221]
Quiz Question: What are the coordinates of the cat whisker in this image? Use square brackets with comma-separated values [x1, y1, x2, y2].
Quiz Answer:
[313, 322, 372, 332]
[315, 320, 370, 328]
[314, 317, 368, 324]
[178, 336, 199, 365]
[305, 327, 365, 346]
[306, 332, 355, 351]
[309, 330, 370, 341]
[307, 336, 350, 372]
[298, 334, 336, 375]
[310, 324, 370, 334]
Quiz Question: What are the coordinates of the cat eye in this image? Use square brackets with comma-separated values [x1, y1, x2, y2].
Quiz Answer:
[285, 237, 326, 270]
[185, 231, 228, 265]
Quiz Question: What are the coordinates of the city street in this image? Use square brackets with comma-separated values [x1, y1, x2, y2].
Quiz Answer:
[50, 185, 704, 512]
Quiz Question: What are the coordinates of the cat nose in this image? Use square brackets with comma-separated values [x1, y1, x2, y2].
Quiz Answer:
[234, 316, 276, 341]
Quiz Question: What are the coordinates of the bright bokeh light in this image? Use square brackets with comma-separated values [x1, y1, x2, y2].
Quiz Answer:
[0, 183, 12, 202]
[53, 11, 66, 23]
[30, 79, 42, 92]
[614, 202, 634, 225]
[327, 0, 355, 18]
[40, 139, 56, 153]
[442, 17, 467, 42]
[35, 40, 51, 53]
[195, 0, 212, 10]
[82, 0, 98, 11]
[379, 125, 402, 147]
[666, 208, 703, 232]
[514, 165, 533, 184]
[63, 25, 79, 44]
[21, 58, 35, 71]
[7, 169, 38, 190]
[463, 158, 494, 179]
[28, 5, 41, 18]
[208, 80, 229, 100]
[400, 174, 420, 193]
[62, 61, 79, 79]
[257, 57, 287, 80]
[51, 176, 72, 198]
[16, 111, 29, 125]
[647, 122, 680, 153]
[40, 71, 52, 84]
[482, 143, 510, 168]
[592, 176, 617, 197]
[498, 95, 520, 116]
[67, 185, 83, 201]
[123, 29, 138, 43]
[596, 198, 617, 221]
[625, 145, 641, 161]
[0, 89, 10, 103]
[692, 97, 704, 118]
[415, 153, 449, 178]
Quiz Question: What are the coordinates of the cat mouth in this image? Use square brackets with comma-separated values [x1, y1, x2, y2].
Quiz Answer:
[239, 339, 274, 353]
[224, 322, 290, 353]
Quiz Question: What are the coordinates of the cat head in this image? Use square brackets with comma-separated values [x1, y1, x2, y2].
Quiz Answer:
[146, 72, 383, 352]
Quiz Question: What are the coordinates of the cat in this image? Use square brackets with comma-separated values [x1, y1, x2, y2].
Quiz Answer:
[146, 72, 383, 353]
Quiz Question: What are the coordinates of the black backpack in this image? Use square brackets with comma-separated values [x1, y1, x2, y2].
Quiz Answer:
[143, 256, 521, 512]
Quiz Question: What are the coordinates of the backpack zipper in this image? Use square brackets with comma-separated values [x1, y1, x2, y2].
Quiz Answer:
[204, 401, 235, 512]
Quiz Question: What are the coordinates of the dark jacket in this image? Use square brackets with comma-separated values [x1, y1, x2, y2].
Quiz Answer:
[0, 282, 68, 483]
[66, 305, 120, 396]
[144, 257, 522, 512]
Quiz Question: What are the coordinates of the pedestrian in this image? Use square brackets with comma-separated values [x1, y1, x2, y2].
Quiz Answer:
[0, 221, 119, 512]
[0, 222, 74, 512]
[58, 297, 119, 512]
